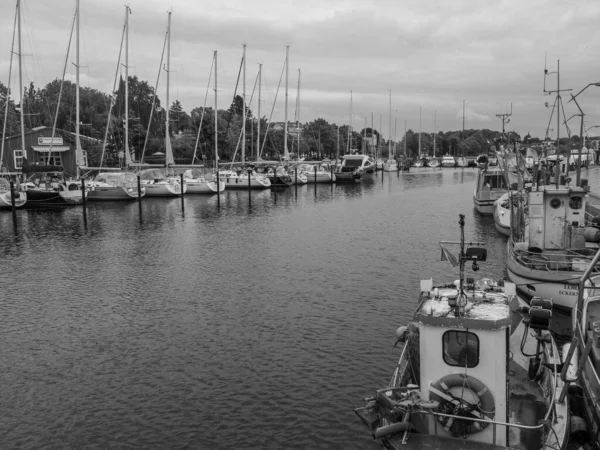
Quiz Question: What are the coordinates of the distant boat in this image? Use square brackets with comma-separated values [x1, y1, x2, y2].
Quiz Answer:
[335, 154, 375, 182]
[0, 176, 26, 209]
[23, 168, 84, 207]
[139, 168, 185, 197]
[455, 156, 469, 167]
[87, 171, 145, 201]
[441, 154, 456, 168]
[473, 165, 506, 214]
[427, 158, 440, 168]
[183, 168, 223, 194]
[218, 168, 271, 189]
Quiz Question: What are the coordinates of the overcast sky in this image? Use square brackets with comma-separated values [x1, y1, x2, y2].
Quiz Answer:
[2, 0, 600, 141]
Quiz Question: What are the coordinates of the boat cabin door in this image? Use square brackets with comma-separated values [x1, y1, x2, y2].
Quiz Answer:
[543, 190, 568, 249]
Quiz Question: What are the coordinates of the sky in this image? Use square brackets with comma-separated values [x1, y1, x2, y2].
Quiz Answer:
[2, 0, 600, 142]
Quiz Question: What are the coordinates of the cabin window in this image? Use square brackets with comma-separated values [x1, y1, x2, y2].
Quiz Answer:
[14, 150, 24, 169]
[483, 174, 506, 189]
[442, 330, 479, 368]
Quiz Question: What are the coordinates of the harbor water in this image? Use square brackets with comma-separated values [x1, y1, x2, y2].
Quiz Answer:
[2, 166, 600, 449]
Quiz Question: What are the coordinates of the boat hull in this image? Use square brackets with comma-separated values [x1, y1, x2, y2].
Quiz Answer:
[0, 191, 27, 209]
[493, 201, 510, 237]
[185, 181, 223, 194]
[303, 172, 335, 183]
[267, 175, 293, 187]
[224, 177, 271, 189]
[334, 171, 360, 183]
[86, 186, 144, 201]
[142, 182, 186, 197]
[24, 188, 83, 207]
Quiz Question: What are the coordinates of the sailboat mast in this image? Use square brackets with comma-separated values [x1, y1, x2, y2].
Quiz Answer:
[17, 0, 25, 162]
[371, 112, 374, 156]
[433, 110, 436, 157]
[296, 68, 300, 157]
[404, 120, 407, 157]
[165, 11, 172, 168]
[214, 50, 218, 167]
[257, 63, 261, 161]
[347, 91, 352, 154]
[0, 4, 17, 169]
[242, 43, 246, 163]
[283, 45, 289, 159]
[388, 89, 392, 158]
[124, 6, 131, 166]
[418, 106, 422, 158]
[363, 118, 366, 154]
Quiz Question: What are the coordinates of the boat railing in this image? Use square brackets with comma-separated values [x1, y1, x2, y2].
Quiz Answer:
[508, 239, 600, 273]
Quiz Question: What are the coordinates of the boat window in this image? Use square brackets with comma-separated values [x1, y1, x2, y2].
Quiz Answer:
[442, 330, 479, 368]
[483, 174, 505, 189]
[344, 159, 363, 168]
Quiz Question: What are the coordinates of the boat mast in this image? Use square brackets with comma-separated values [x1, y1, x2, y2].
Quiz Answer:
[418, 106, 422, 158]
[164, 11, 174, 168]
[296, 68, 300, 158]
[388, 89, 392, 159]
[17, 0, 26, 169]
[242, 43, 246, 163]
[74, 0, 86, 174]
[363, 118, 366, 154]
[124, 5, 131, 166]
[555, 60, 561, 188]
[433, 110, 436, 157]
[257, 63, 261, 161]
[347, 91, 352, 154]
[371, 112, 374, 157]
[283, 45, 289, 160]
[214, 50, 218, 168]
[0, 3, 17, 170]
[404, 120, 407, 157]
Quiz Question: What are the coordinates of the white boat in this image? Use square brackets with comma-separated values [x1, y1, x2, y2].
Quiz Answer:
[298, 164, 336, 183]
[183, 169, 223, 194]
[473, 165, 507, 214]
[354, 215, 570, 450]
[139, 168, 185, 197]
[218, 169, 271, 189]
[456, 156, 469, 168]
[427, 158, 440, 168]
[288, 167, 308, 185]
[506, 185, 600, 309]
[86, 172, 145, 201]
[492, 192, 510, 237]
[441, 154, 456, 167]
[335, 154, 376, 182]
[376, 159, 385, 171]
[0, 176, 26, 209]
[383, 159, 398, 172]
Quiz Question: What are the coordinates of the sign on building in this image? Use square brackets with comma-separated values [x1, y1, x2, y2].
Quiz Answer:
[38, 137, 63, 145]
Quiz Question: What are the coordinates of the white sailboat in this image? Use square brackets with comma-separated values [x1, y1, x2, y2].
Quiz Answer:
[141, 11, 186, 197]
[87, 5, 146, 201]
[383, 90, 398, 172]
[0, 0, 27, 209]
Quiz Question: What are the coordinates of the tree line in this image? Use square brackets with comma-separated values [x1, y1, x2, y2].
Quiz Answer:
[2, 76, 583, 166]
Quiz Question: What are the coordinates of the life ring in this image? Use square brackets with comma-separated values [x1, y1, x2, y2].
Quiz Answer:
[429, 373, 495, 437]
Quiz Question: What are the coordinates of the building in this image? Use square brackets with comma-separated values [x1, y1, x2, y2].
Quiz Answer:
[1, 126, 86, 175]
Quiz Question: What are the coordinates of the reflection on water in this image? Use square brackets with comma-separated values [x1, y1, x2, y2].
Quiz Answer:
[1, 167, 600, 449]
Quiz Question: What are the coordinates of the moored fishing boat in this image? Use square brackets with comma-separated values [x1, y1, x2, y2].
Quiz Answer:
[506, 184, 600, 309]
[473, 164, 507, 214]
[354, 214, 570, 450]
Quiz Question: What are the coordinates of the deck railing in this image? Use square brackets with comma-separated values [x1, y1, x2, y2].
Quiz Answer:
[508, 239, 600, 274]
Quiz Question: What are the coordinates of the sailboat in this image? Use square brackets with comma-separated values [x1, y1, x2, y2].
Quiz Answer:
[383, 90, 398, 172]
[22, 0, 83, 207]
[0, 0, 27, 209]
[139, 11, 186, 197]
[87, 5, 145, 201]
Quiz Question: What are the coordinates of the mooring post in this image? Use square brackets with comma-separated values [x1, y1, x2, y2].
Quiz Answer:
[137, 175, 142, 218]
[216, 170, 220, 208]
[9, 180, 17, 224]
[180, 173, 185, 212]
[81, 178, 87, 208]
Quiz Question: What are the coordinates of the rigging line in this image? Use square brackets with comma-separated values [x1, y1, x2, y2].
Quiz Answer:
[140, 28, 168, 164]
[47, 6, 77, 166]
[228, 67, 260, 168]
[0, 4, 18, 167]
[222, 55, 244, 159]
[99, 10, 127, 168]
[191, 54, 214, 165]
[259, 57, 286, 159]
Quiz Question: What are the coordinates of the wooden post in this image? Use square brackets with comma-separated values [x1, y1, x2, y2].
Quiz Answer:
[314, 165, 317, 185]
[137, 175, 142, 218]
[216, 170, 220, 208]
[180, 173, 185, 212]
[81, 178, 86, 207]
[9, 180, 17, 224]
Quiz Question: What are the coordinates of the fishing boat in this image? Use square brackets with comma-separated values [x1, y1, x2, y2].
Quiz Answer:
[473, 165, 507, 214]
[354, 214, 570, 450]
[492, 192, 510, 237]
[441, 154, 457, 168]
[334, 154, 376, 182]
[568, 273, 600, 449]
[505, 184, 600, 310]
[86, 171, 144, 200]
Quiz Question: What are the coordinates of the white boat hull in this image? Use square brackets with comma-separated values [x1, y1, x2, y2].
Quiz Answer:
[0, 190, 27, 208]
[493, 194, 510, 237]
[142, 182, 186, 197]
[303, 172, 335, 183]
[87, 186, 145, 201]
[185, 181, 223, 194]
